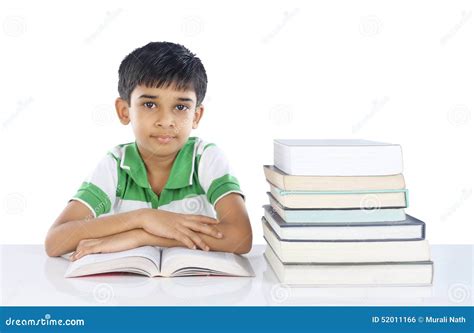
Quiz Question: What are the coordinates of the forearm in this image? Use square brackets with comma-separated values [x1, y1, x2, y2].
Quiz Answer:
[45, 209, 146, 257]
[137, 222, 252, 254]
[201, 222, 253, 254]
[131, 229, 187, 248]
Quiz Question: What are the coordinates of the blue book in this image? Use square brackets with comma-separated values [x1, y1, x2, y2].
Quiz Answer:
[263, 205, 425, 241]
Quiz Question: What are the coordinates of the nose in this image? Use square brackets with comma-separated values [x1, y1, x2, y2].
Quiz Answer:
[154, 110, 175, 128]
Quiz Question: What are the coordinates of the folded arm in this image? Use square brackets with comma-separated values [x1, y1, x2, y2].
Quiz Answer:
[134, 193, 252, 253]
[44, 200, 146, 257]
[46, 193, 252, 258]
[66, 193, 253, 260]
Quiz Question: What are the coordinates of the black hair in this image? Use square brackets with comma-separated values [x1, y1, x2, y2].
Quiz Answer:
[118, 41, 208, 106]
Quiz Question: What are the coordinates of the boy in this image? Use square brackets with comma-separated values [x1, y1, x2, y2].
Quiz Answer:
[45, 42, 252, 260]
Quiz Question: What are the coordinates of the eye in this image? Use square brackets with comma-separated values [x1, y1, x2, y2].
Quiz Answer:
[175, 104, 189, 112]
[143, 102, 156, 109]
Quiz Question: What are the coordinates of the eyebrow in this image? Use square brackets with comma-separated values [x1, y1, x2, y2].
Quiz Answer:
[138, 94, 195, 103]
[138, 94, 158, 99]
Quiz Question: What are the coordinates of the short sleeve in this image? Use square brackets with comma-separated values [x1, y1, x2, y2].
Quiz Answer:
[69, 153, 118, 217]
[198, 144, 245, 206]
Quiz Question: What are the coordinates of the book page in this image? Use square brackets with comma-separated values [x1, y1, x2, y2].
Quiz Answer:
[64, 246, 162, 277]
[160, 247, 255, 277]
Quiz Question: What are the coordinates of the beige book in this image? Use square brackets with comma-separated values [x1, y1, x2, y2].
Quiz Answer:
[263, 165, 405, 191]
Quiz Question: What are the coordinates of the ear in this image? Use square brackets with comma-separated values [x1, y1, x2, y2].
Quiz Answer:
[192, 105, 204, 129]
[115, 97, 130, 125]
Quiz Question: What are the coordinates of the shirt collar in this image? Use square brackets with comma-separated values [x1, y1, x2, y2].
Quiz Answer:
[120, 137, 198, 190]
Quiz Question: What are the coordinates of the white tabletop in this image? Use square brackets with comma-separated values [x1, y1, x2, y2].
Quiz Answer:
[1, 244, 472, 306]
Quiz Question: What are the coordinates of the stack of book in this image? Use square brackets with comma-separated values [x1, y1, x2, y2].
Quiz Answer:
[262, 139, 433, 286]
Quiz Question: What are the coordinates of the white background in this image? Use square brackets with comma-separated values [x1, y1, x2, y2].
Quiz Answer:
[1, 0, 473, 245]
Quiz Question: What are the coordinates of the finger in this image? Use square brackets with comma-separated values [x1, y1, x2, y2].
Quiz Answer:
[182, 221, 223, 239]
[71, 250, 82, 261]
[75, 249, 88, 260]
[175, 232, 196, 250]
[188, 215, 219, 224]
[178, 227, 209, 251]
[75, 245, 97, 260]
[176, 226, 205, 250]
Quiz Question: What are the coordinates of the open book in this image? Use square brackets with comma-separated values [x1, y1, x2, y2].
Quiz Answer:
[64, 246, 255, 278]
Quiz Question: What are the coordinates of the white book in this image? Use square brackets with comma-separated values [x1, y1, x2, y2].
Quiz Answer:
[262, 219, 431, 263]
[265, 244, 433, 286]
[274, 139, 403, 176]
[64, 246, 255, 278]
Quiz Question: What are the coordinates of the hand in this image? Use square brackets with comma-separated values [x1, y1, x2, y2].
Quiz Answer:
[141, 209, 223, 251]
[69, 231, 141, 261]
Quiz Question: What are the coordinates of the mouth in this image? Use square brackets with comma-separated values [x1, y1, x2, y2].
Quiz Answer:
[150, 135, 176, 144]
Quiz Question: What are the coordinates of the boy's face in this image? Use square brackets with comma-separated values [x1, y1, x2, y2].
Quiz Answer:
[115, 84, 204, 162]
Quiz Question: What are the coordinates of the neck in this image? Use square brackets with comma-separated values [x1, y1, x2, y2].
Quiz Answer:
[138, 146, 177, 174]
